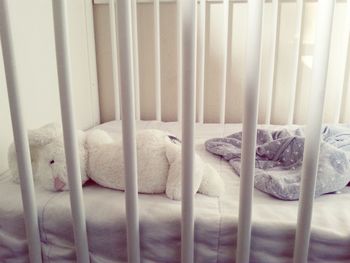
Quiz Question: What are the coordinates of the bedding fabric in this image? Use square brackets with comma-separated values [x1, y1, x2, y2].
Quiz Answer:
[0, 121, 350, 263]
[205, 126, 350, 200]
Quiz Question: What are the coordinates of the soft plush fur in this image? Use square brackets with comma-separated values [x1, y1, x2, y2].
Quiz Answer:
[8, 123, 224, 200]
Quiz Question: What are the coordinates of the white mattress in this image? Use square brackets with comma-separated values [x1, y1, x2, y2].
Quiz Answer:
[1, 120, 350, 263]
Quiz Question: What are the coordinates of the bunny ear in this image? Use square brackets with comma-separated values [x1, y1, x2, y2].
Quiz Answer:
[28, 123, 61, 146]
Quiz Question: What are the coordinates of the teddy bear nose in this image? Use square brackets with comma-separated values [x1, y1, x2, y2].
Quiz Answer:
[54, 177, 66, 191]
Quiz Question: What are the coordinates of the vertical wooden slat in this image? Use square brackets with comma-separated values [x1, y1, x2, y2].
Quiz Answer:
[293, 1, 335, 263]
[154, 0, 162, 121]
[197, 0, 206, 123]
[177, 0, 182, 122]
[116, 0, 141, 262]
[52, 1, 90, 262]
[337, 0, 350, 123]
[131, 0, 141, 120]
[220, 0, 230, 124]
[109, 0, 120, 120]
[288, 0, 304, 124]
[83, 0, 100, 125]
[236, 0, 263, 262]
[0, 1, 43, 262]
[181, 0, 196, 262]
[264, 0, 280, 124]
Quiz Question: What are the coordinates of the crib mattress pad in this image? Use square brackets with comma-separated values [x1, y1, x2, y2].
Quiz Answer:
[1, 120, 350, 263]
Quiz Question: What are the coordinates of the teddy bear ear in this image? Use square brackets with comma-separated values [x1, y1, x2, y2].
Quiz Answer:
[28, 123, 61, 146]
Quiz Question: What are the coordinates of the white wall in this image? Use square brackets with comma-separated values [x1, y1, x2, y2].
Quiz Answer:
[93, 1, 350, 124]
[0, 0, 99, 174]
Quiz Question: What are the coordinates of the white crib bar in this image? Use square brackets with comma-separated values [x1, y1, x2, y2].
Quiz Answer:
[236, 1, 263, 262]
[337, 0, 350, 122]
[177, 0, 182, 122]
[109, 0, 121, 120]
[52, 1, 90, 262]
[293, 1, 335, 262]
[131, 0, 141, 120]
[197, 0, 206, 123]
[154, 0, 162, 121]
[220, 0, 230, 124]
[288, 0, 304, 124]
[0, 2, 43, 262]
[181, 0, 196, 262]
[264, 0, 280, 124]
[116, 0, 141, 262]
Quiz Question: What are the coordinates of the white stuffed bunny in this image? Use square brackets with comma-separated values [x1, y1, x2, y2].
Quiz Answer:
[8, 123, 224, 200]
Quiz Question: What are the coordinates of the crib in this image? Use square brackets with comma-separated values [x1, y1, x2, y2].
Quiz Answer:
[0, 0, 348, 262]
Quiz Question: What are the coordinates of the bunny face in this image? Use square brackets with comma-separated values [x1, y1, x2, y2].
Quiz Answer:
[37, 133, 89, 192]
[8, 123, 89, 191]
[38, 138, 69, 191]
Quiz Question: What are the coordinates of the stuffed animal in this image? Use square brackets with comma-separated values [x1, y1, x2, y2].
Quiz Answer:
[8, 123, 224, 200]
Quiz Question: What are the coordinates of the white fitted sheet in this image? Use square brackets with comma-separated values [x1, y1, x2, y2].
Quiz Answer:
[0, 120, 350, 263]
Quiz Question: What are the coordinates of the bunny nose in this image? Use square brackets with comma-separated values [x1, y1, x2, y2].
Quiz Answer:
[54, 177, 66, 191]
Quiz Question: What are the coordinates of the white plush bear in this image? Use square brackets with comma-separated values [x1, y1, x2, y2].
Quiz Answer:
[8, 123, 224, 200]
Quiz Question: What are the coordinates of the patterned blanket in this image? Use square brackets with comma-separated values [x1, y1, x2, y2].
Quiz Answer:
[205, 126, 350, 200]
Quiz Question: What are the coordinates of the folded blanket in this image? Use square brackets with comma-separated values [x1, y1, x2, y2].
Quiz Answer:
[205, 126, 350, 200]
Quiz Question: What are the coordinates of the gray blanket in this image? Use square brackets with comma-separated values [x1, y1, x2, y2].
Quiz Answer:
[205, 126, 350, 200]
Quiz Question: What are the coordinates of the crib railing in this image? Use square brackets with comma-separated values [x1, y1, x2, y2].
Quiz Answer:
[52, 1, 90, 262]
[236, 1, 263, 261]
[102, 0, 350, 124]
[293, 1, 335, 261]
[0, 2, 42, 262]
[0, 0, 340, 263]
[115, 0, 141, 261]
